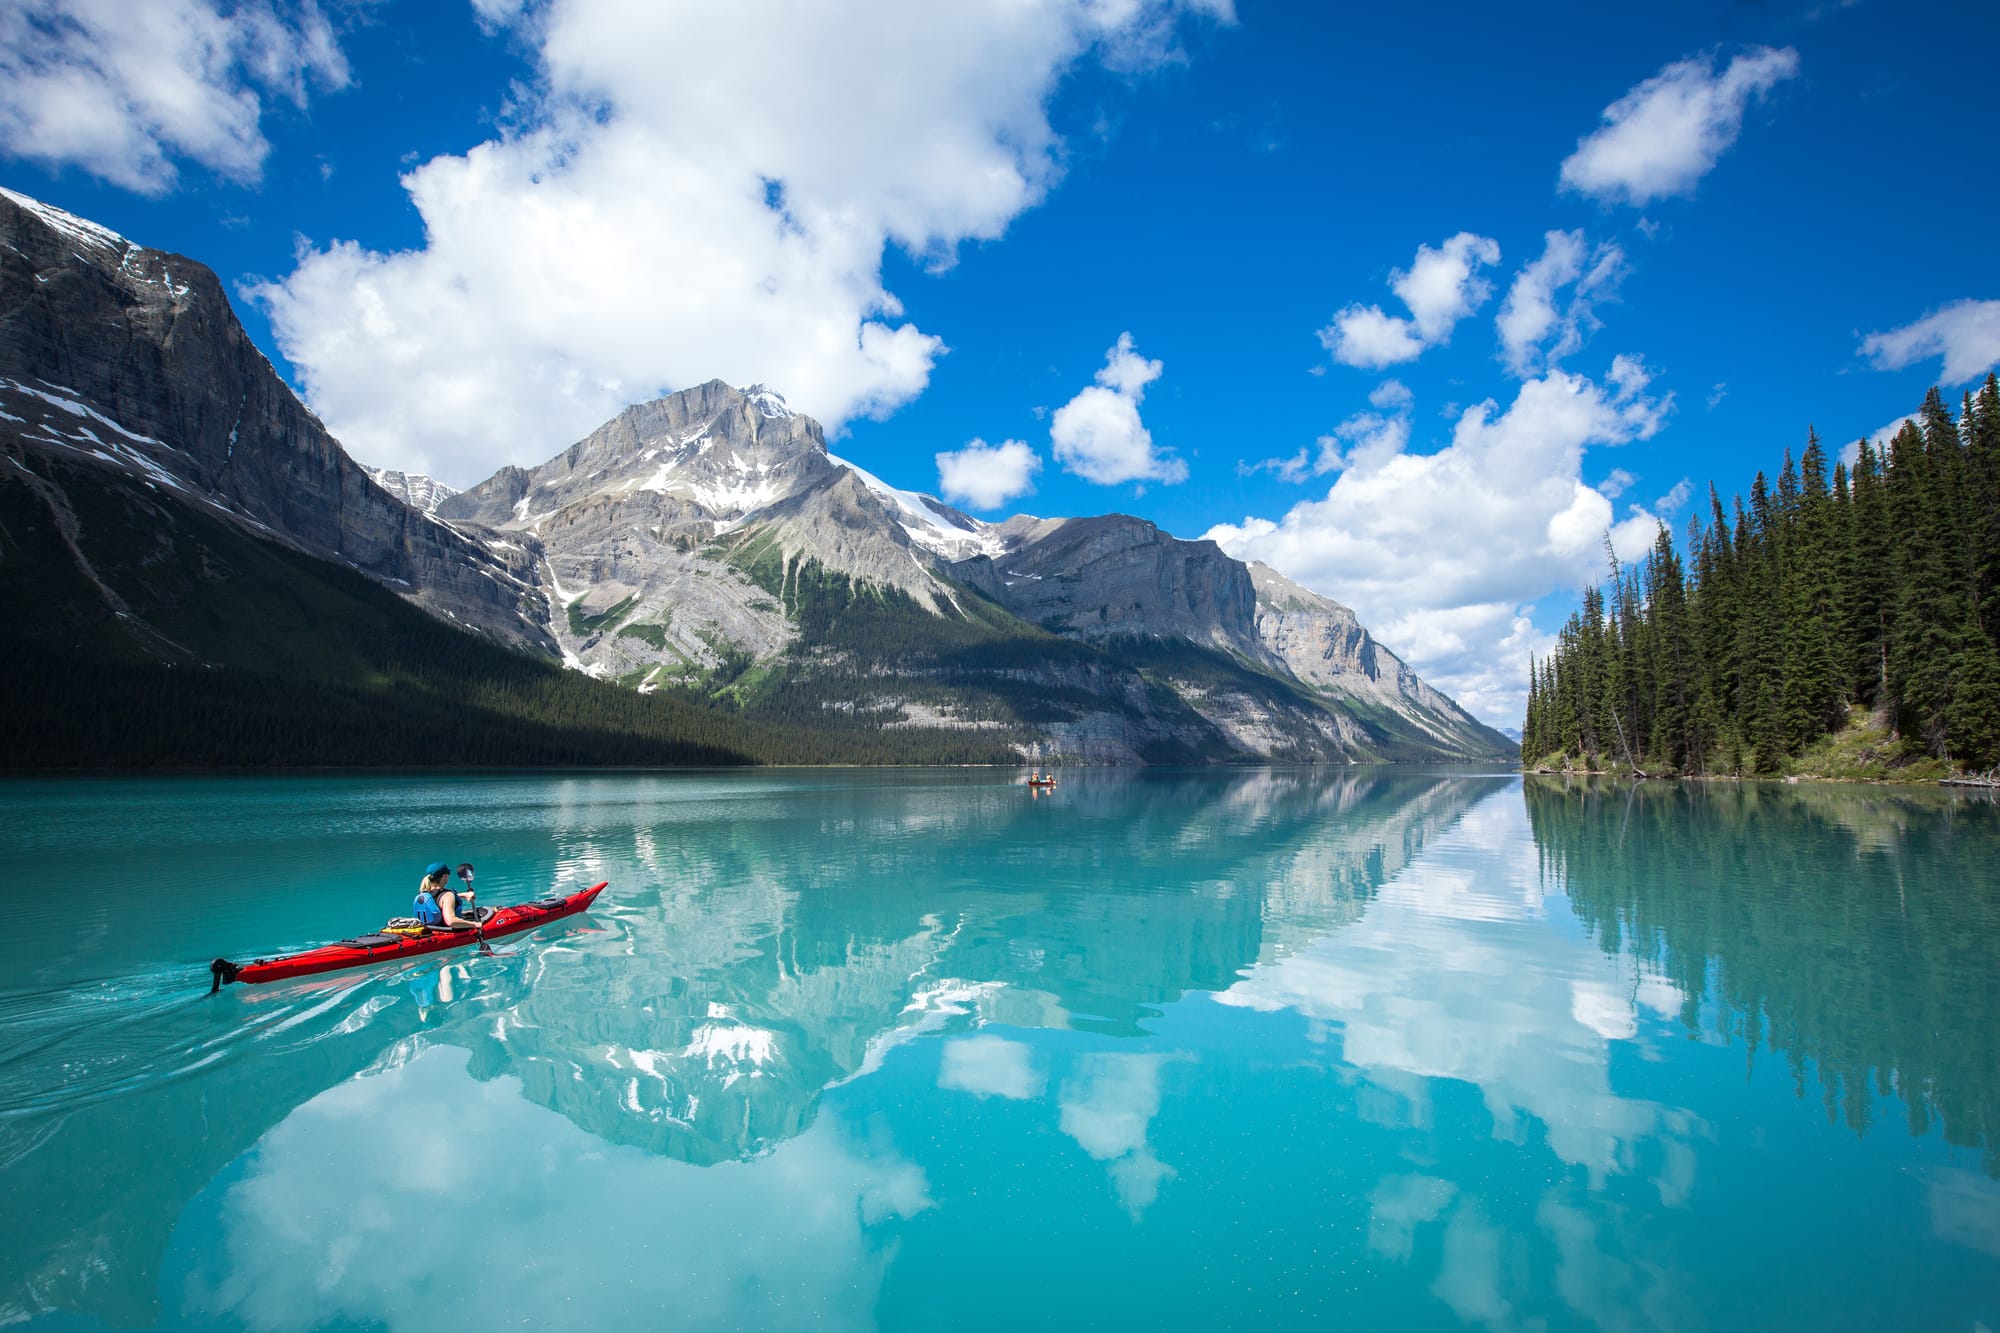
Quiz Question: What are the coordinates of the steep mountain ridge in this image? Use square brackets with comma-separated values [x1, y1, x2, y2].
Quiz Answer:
[1, 187, 1511, 765]
[951, 513, 1273, 663]
[1248, 563, 1505, 756]
[436, 377, 1513, 760]
[0, 188, 551, 655]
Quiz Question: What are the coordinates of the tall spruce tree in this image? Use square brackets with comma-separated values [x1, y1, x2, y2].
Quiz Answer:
[1646, 524, 1697, 768]
[1949, 612, 2000, 769]
[1969, 374, 2000, 640]
[1739, 477, 1787, 769]
[1781, 431, 1844, 747]
[1846, 440, 1895, 705]
[1889, 397, 1971, 753]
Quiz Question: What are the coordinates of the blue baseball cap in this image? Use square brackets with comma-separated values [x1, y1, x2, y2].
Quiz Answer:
[425, 862, 451, 877]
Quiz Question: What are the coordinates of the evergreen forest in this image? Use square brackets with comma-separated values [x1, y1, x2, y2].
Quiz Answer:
[1522, 377, 2000, 776]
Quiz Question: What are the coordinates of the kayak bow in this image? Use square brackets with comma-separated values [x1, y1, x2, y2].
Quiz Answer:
[209, 881, 607, 992]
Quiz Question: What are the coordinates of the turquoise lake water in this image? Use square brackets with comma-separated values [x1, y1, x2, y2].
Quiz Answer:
[0, 769, 1996, 1330]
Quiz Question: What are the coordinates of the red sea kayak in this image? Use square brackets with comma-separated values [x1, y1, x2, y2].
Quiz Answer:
[209, 881, 608, 991]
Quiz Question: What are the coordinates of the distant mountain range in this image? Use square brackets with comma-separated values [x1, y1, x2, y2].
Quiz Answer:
[0, 187, 1512, 766]
[365, 466, 457, 516]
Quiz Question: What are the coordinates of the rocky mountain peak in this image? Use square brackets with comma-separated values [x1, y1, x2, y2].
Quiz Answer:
[365, 466, 458, 516]
[1249, 561, 1356, 617]
[739, 383, 794, 419]
[419, 368, 1509, 758]
[444, 379, 834, 536]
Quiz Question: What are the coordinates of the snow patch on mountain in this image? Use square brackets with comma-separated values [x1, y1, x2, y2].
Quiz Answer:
[0, 189, 129, 257]
[739, 385, 794, 420]
[3, 376, 165, 447]
[364, 466, 458, 516]
[684, 475, 787, 516]
[830, 453, 1005, 559]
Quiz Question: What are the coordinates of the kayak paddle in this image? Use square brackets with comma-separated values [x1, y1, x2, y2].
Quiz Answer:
[457, 862, 492, 955]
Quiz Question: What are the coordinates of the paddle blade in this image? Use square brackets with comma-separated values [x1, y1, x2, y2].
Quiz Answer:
[456, 862, 475, 885]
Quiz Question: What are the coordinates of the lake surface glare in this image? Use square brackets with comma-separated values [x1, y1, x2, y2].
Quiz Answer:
[1, 769, 1996, 1331]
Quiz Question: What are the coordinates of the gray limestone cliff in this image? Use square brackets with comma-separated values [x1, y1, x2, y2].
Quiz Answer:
[0, 188, 551, 653]
[953, 513, 1277, 665]
[434, 378, 1513, 760]
[1249, 562, 1512, 756]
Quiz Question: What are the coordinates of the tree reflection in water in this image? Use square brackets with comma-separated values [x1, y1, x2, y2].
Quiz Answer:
[1526, 776, 2000, 1172]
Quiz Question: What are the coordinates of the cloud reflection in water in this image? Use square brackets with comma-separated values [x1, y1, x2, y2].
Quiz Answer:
[1221, 792, 1698, 1191]
[176, 1045, 931, 1331]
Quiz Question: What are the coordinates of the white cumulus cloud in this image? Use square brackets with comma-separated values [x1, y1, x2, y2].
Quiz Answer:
[1368, 379, 1414, 410]
[936, 438, 1041, 509]
[1050, 332, 1186, 486]
[1860, 299, 2000, 385]
[0, 0, 348, 194]
[1238, 409, 1409, 485]
[1559, 47, 1800, 206]
[1495, 230, 1626, 376]
[1238, 448, 1310, 483]
[1204, 359, 1673, 726]
[1313, 411, 1411, 478]
[254, 0, 1231, 486]
[1319, 232, 1501, 370]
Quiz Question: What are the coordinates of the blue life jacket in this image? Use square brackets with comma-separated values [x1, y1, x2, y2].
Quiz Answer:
[413, 890, 446, 927]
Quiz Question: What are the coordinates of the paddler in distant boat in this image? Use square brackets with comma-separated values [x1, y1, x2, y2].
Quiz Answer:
[414, 861, 484, 930]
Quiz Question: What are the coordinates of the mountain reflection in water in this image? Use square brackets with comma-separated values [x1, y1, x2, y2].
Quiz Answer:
[0, 769, 1994, 1330]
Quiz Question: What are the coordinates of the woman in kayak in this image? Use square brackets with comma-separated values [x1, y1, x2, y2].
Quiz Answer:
[414, 862, 483, 930]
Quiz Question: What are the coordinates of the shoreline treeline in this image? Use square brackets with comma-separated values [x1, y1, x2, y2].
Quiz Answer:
[1523, 376, 2000, 774]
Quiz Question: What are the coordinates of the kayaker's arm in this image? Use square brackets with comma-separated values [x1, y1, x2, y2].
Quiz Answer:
[438, 895, 482, 930]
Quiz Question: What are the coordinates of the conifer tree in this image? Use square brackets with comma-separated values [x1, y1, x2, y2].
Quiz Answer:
[1781, 431, 1844, 747]
[1646, 524, 1696, 768]
[1846, 440, 1895, 705]
[1738, 479, 1786, 768]
[1525, 654, 1544, 760]
[1948, 613, 2000, 770]
[1698, 489, 1742, 721]
[1829, 457, 1857, 707]
[1889, 401, 1968, 753]
[1577, 584, 1608, 759]
[1969, 374, 2000, 639]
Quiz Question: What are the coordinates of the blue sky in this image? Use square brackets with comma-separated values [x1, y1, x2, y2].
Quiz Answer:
[3, 0, 1994, 725]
